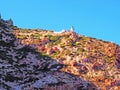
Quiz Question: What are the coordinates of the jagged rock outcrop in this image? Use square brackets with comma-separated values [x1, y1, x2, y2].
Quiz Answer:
[0, 18, 97, 90]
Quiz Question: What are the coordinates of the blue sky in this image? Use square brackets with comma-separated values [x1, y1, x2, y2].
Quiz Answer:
[0, 0, 120, 45]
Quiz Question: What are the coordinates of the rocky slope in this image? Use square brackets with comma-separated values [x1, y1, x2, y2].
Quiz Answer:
[0, 18, 97, 90]
[12, 25, 120, 89]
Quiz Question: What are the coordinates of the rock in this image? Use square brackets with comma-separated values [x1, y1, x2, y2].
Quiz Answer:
[78, 65, 88, 74]
[115, 47, 120, 68]
[92, 62, 103, 71]
[116, 60, 120, 68]
[6, 19, 13, 26]
[71, 62, 88, 74]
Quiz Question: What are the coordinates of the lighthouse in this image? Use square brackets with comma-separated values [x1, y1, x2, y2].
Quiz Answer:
[70, 26, 74, 32]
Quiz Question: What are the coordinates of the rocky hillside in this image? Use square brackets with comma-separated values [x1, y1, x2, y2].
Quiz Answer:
[0, 17, 120, 90]
[0, 18, 97, 90]
[13, 26, 120, 89]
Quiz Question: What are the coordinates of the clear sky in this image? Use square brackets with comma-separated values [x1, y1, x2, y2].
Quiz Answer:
[0, 0, 120, 45]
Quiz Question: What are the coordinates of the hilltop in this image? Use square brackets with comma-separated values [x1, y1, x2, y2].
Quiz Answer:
[0, 17, 120, 90]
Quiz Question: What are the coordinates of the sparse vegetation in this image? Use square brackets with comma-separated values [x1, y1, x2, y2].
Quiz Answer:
[0, 17, 120, 90]
[13, 28, 120, 90]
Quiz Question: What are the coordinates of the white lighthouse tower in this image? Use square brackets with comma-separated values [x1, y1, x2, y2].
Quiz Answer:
[70, 26, 74, 32]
